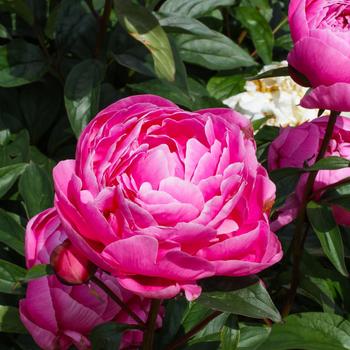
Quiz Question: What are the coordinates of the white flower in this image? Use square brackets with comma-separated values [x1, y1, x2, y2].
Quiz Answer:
[223, 61, 318, 127]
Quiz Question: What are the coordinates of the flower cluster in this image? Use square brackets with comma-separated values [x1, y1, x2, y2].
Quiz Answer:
[20, 0, 350, 348]
[21, 208, 162, 350]
[21, 95, 282, 349]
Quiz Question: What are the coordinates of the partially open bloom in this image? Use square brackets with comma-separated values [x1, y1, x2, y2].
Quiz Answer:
[224, 61, 317, 127]
[288, 0, 350, 111]
[53, 94, 282, 300]
[269, 115, 350, 230]
[21, 208, 162, 350]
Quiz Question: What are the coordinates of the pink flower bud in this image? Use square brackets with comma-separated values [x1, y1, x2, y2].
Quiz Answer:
[50, 240, 95, 285]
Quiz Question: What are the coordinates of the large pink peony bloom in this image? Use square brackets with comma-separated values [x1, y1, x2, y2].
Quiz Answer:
[287, 0, 350, 111]
[53, 94, 282, 300]
[20, 208, 162, 350]
[269, 115, 350, 230]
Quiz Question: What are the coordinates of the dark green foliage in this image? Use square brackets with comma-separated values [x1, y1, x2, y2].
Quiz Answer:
[1, 1, 350, 350]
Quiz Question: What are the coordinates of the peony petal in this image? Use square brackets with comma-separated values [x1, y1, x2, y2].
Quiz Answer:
[159, 177, 204, 210]
[288, 37, 350, 87]
[301, 83, 350, 112]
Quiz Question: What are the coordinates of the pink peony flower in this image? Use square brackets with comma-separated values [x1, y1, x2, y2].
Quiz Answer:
[21, 208, 162, 350]
[269, 115, 350, 230]
[287, 0, 350, 111]
[52, 94, 282, 300]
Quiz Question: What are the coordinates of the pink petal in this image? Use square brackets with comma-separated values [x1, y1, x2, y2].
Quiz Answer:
[159, 177, 204, 210]
[301, 83, 350, 112]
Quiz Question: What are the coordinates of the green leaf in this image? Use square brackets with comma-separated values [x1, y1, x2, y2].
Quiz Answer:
[0, 209, 24, 239]
[114, 0, 175, 81]
[248, 67, 289, 80]
[175, 29, 256, 70]
[159, 0, 235, 18]
[240, 0, 272, 21]
[21, 264, 54, 283]
[20, 81, 62, 143]
[275, 34, 293, 51]
[158, 14, 214, 36]
[269, 168, 301, 210]
[207, 75, 245, 100]
[90, 322, 129, 350]
[197, 281, 281, 323]
[129, 78, 222, 110]
[0, 0, 34, 25]
[0, 163, 27, 199]
[0, 259, 26, 295]
[235, 7, 274, 64]
[0, 24, 10, 39]
[188, 313, 230, 345]
[55, 0, 95, 53]
[0, 230, 24, 255]
[0, 305, 26, 333]
[182, 302, 214, 333]
[307, 156, 350, 171]
[0, 209, 25, 255]
[221, 316, 240, 350]
[307, 201, 348, 277]
[0, 40, 48, 87]
[19, 162, 54, 218]
[238, 324, 271, 350]
[155, 297, 188, 348]
[257, 313, 350, 350]
[0, 130, 30, 167]
[322, 181, 350, 211]
[64, 59, 105, 137]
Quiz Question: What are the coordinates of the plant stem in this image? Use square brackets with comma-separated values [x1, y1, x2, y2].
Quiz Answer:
[95, 0, 112, 58]
[142, 299, 162, 350]
[90, 275, 145, 326]
[272, 16, 288, 35]
[282, 110, 339, 317]
[165, 311, 221, 350]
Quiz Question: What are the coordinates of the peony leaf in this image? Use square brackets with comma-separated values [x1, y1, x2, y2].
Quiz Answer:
[221, 315, 240, 350]
[197, 280, 281, 323]
[90, 322, 129, 350]
[0, 259, 26, 295]
[114, 0, 175, 82]
[19, 162, 54, 218]
[21, 264, 54, 283]
[0, 163, 27, 199]
[0, 0, 34, 25]
[0, 40, 48, 87]
[307, 156, 350, 171]
[235, 7, 274, 64]
[159, 0, 235, 18]
[0, 305, 26, 333]
[257, 313, 350, 350]
[64, 59, 105, 137]
[307, 201, 348, 277]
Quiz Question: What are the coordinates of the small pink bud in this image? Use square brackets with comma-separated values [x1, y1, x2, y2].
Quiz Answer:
[50, 240, 95, 285]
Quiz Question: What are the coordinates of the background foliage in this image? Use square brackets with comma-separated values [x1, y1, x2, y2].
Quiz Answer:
[1, 0, 350, 349]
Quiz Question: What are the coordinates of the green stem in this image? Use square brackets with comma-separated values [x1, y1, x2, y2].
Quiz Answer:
[90, 275, 145, 326]
[282, 110, 339, 317]
[165, 311, 221, 350]
[142, 299, 162, 350]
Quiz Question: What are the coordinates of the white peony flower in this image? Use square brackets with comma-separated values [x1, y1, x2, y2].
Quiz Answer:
[223, 61, 318, 127]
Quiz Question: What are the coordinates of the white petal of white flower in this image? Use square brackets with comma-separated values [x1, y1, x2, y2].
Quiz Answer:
[223, 61, 319, 128]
